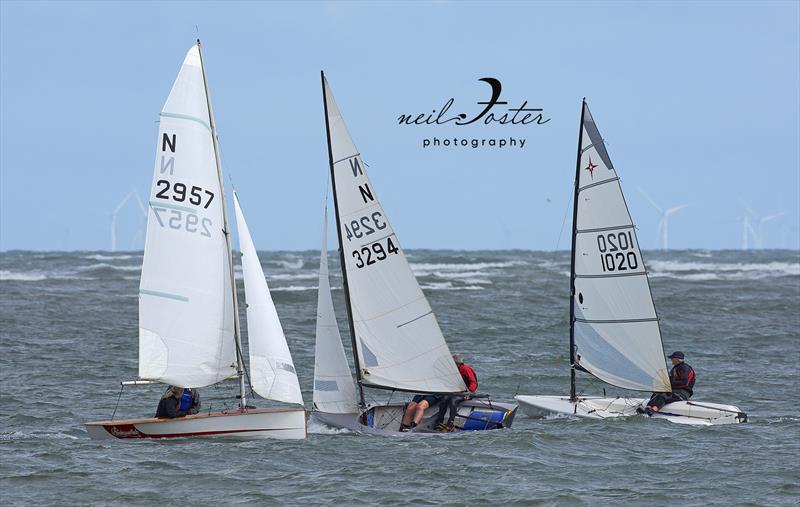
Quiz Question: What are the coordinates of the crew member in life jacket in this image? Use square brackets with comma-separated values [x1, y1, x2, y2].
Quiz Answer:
[155, 386, 201, 419]
[643, 351, 695, 415]
[434, 354, 478, 431]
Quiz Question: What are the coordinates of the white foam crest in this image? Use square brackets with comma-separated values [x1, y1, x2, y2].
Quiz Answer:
[431, 270, 490, 279]
[307, 418, 353, 435]
[0, 270, 48, 281]
[411, 261, 524, 274]
[649, 260, 799, 279]
[83, 254, 135, 261]
[271, 285, 318, 292]
[278, 259, 304, 270]
[79, 263, 141, 272]
[420, 282, 484, 291]
[268, 272, 318, 281]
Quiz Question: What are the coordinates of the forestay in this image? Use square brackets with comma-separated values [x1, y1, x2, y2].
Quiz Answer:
[313, 205, 359, 413]
[233, 193, 303, 405]
[138, 45, 236, 387]
[323, 77, 464, 393]
[572, 101, 670, 392]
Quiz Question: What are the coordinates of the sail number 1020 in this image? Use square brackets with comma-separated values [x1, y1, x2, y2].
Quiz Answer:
[597, 231, 639, 272]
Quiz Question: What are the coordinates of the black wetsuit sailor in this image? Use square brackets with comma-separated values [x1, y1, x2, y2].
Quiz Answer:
[646, 351, 695, 413]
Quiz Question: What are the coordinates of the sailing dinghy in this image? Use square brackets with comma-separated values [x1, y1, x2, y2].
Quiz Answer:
[85, 42, 306, 440]
[311, 73, 517, 435]
[515, 100, 746, 426]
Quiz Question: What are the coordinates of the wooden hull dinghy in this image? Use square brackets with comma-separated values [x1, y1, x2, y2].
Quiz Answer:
[86, 407, 307, 440]
[515, 395, 746, 426]
[86, 42, 306, 440]
[515, 100, 746, 426]
[311, 73, 518, 435]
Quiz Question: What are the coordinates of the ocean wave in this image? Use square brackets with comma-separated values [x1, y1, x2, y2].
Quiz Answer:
[648, 260, 799, 280]
[0, 270, 48, 281]
[420, 282, 484, 291]
[78, 263, 141, 272]
[270, 285, 318, 292]
[268, 272, 318, 281]
[431, 270, 489, 279]
[411, 261, 524, 274]
[272, 259, 304, 270]
[83, 254, 135, 261]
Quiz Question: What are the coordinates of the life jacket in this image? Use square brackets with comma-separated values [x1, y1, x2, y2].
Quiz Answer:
[458, 363, 478, 392]
[179, 389, 193, 412]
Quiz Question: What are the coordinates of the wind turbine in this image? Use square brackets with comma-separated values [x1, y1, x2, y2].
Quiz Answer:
[757, 212, 785, 249]
[638, 188, 688, 250]
[111, 189, 148, 252]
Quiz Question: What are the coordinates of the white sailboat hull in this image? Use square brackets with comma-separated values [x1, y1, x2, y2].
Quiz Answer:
[515, 395, 746, 425]
[85, 407, 307, 440]
[313, 399, 517, 436]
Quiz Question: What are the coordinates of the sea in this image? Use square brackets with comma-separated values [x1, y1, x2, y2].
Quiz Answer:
[1, 249, 798, 505]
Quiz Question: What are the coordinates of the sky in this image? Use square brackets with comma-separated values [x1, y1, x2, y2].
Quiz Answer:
[1, 0, 798, 251]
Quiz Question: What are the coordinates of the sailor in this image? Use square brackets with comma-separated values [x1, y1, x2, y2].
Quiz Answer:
[155, 386, 201, 418]
[644, 351, 695, 414]
[434, 354, 478, 431]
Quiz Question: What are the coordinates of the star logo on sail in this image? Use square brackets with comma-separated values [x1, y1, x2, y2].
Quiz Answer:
[585, 157, 598, 179]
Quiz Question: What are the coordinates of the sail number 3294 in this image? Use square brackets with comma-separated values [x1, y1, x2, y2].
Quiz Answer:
[597, 231, 639, 272]
[352, 237, 399, 269]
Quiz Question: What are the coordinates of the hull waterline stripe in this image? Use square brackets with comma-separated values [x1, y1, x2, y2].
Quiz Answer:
[160, 112, 212, 132]
[139, 289, 189, 302]
[149, 201, 197, 214]
[103, 425, 297, 439]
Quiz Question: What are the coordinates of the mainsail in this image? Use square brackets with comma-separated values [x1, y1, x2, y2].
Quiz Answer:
[571, 100, 670, 392]
[322, 75, 464, 393]
[138, 44, 236, 387]
[313, 204, 359, 413]
[233, 193, 303, 405]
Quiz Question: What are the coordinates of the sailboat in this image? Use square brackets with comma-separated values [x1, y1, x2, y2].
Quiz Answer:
[514, 100, 747, 426]
[85, 42, 306, 440]
[311, 72, 517, 434]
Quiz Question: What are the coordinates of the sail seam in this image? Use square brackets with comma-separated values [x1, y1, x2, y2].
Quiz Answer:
[575, 317, 658, 324]
[577, 224, 635, 234]
[332, 152, 360, 165]
[356, 232, 395, 249]
[579, 177, 619, 192]
[575, 271, 646, 278]
[160, 112, 212, 132]
[149, 200, 197, 214]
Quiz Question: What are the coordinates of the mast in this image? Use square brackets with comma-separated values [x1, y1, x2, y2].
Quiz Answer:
[320, 71, 366, 410]
[569, 98, 586, 402]
[197, 39, 247, 409]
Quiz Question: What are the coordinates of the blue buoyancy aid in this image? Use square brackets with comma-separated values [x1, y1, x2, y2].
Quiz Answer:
[179, 389, 193, 412]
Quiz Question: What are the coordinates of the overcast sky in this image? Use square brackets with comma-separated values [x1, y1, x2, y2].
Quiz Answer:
[1, 1, 798, 251]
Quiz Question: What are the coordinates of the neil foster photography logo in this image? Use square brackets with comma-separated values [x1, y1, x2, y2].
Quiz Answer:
[397, 77, 550, 150]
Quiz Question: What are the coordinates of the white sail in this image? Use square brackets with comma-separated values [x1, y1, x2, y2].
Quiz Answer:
[572, 101, 670, 392]
[313, 204, 359, 413]
[323, 76, 465, 393]
[233, 193, 303, 405]
[138, 44, 235, 388]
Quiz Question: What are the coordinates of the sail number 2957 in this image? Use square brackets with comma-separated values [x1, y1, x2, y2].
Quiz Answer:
[352, 237, 399, 269]
[597, 231, 639, 272]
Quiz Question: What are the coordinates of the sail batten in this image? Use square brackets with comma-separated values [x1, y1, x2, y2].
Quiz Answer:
[571, 101, 670, 393]
[138, 44, 235, 388]
[322, 76, 465, 394]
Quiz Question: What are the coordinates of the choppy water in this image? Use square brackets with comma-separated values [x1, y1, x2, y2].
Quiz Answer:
[1, 249, 798, 505]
